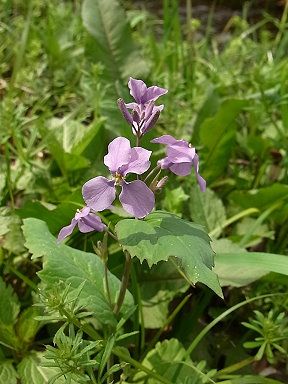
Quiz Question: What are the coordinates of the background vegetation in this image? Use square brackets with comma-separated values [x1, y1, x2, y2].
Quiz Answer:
[0, 0, 288, 382]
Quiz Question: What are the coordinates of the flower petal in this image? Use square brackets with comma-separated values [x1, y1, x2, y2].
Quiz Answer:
[117, 98, 133, 125]
[144, 85, 168, 103]
[170, 162, 193, 176]
[74, 206, 90, 220]
[57, 219, 77, 242]
[104, 137, 131, 173]
[119, 180, 155, 218]
[193, 154, 206, 192]
[82, 176, 116, 211]
[142, 110, 160, 134]
[151, 135, 179, 145]
[128, 78, 147, 104]
[167, 144, 195, 163]
[120, 147, 151, 176]
[78, 214, 106, 233]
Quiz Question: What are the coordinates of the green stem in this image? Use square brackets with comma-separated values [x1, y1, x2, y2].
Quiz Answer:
[7, 264, 37, 291]
[215, 357, 254, 377]
[113, 348, 173, 384]
[144, 165, 160, 182]
[142, 294, 191, 359]
[113, 251, 132, 315]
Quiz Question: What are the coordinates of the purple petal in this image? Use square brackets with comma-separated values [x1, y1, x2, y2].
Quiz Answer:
[169, 162, 193, 176]
[74, 206, 90, 220]
[57, 219, 77, 242]
[128, 78, 147, 104]
[142, 110, 160, 134]
[144, 85, 168, 103]
[151, 135, 179, 145]
[82, 176, 116, 211]
[117, 99, 133, 125]
[104, 137, 131, 173]
[166, 144, 195, 163]
[158, 157, 172, 170]
[78, 214, 106, 233]
[125, 102, 138, 110]
[119, 180, 155, 218]
[193, 154, 206, 192]
[120, 147, 151, 176]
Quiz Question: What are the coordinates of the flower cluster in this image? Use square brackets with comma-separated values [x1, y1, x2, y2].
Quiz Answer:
[58, 78, 206, 241]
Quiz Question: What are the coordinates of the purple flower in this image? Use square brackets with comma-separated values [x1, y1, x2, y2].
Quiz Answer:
[57, 206, 106, 242]
[151, 135, 206, 192]
[82, 137, 155, 218]
[118, 77, 168, 136]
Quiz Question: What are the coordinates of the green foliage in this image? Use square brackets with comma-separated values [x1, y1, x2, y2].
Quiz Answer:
[199, 99, 247, 182]
[17, 353, 67, 384]
[116, 211, 222, 297]
[23, 218, 134, 325]
[242, 310, 288, 363]
[135, 339, 216, 384]
[0, 361, 18, 384]
[1, 0, 288, 382]
[189, 187, 226, 236]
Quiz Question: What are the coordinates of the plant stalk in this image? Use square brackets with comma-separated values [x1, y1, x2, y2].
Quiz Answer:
[113, 251, 132, 315]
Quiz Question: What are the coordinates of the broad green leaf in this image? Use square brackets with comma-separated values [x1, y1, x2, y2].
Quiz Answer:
[235, 218, 274, 247]
[47, 117, 104, 156]
[39, 125, 90, 174]
[17, 353, 66, 384]
[215, 249, 288, 287]
[116, 211, 222, 298]
[135, 339, 215, 384]
[22, 218, 134, 325]
[229, 184, 288, 223]
[199, 99, 247, 181]
[0, 277, 21, 349]
[190, 186, 226, 236]
[0, 361, 18, 384]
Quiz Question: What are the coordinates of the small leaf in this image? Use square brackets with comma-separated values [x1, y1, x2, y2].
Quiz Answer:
[116, 211, 222, 298]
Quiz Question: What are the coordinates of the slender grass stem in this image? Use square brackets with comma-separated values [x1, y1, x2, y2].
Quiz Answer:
[113, 251, 132, 315]
[142, 293, 191, 359]
[185, 293, 288, 358]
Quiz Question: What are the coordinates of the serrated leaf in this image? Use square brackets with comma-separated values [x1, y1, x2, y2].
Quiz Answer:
[17, 353, 67, 384]
[116, 211, 222, 298]
[22, 218, 133, 326]
[0, 361, 18, 384]
[190, 186, 226, 236]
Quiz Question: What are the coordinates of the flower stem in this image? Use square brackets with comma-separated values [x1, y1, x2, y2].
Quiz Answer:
[113, 251, 132, 315]
[144, 165, 160, 182]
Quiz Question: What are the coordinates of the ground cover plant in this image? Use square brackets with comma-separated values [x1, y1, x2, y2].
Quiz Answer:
[0, 0, 288, 382]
